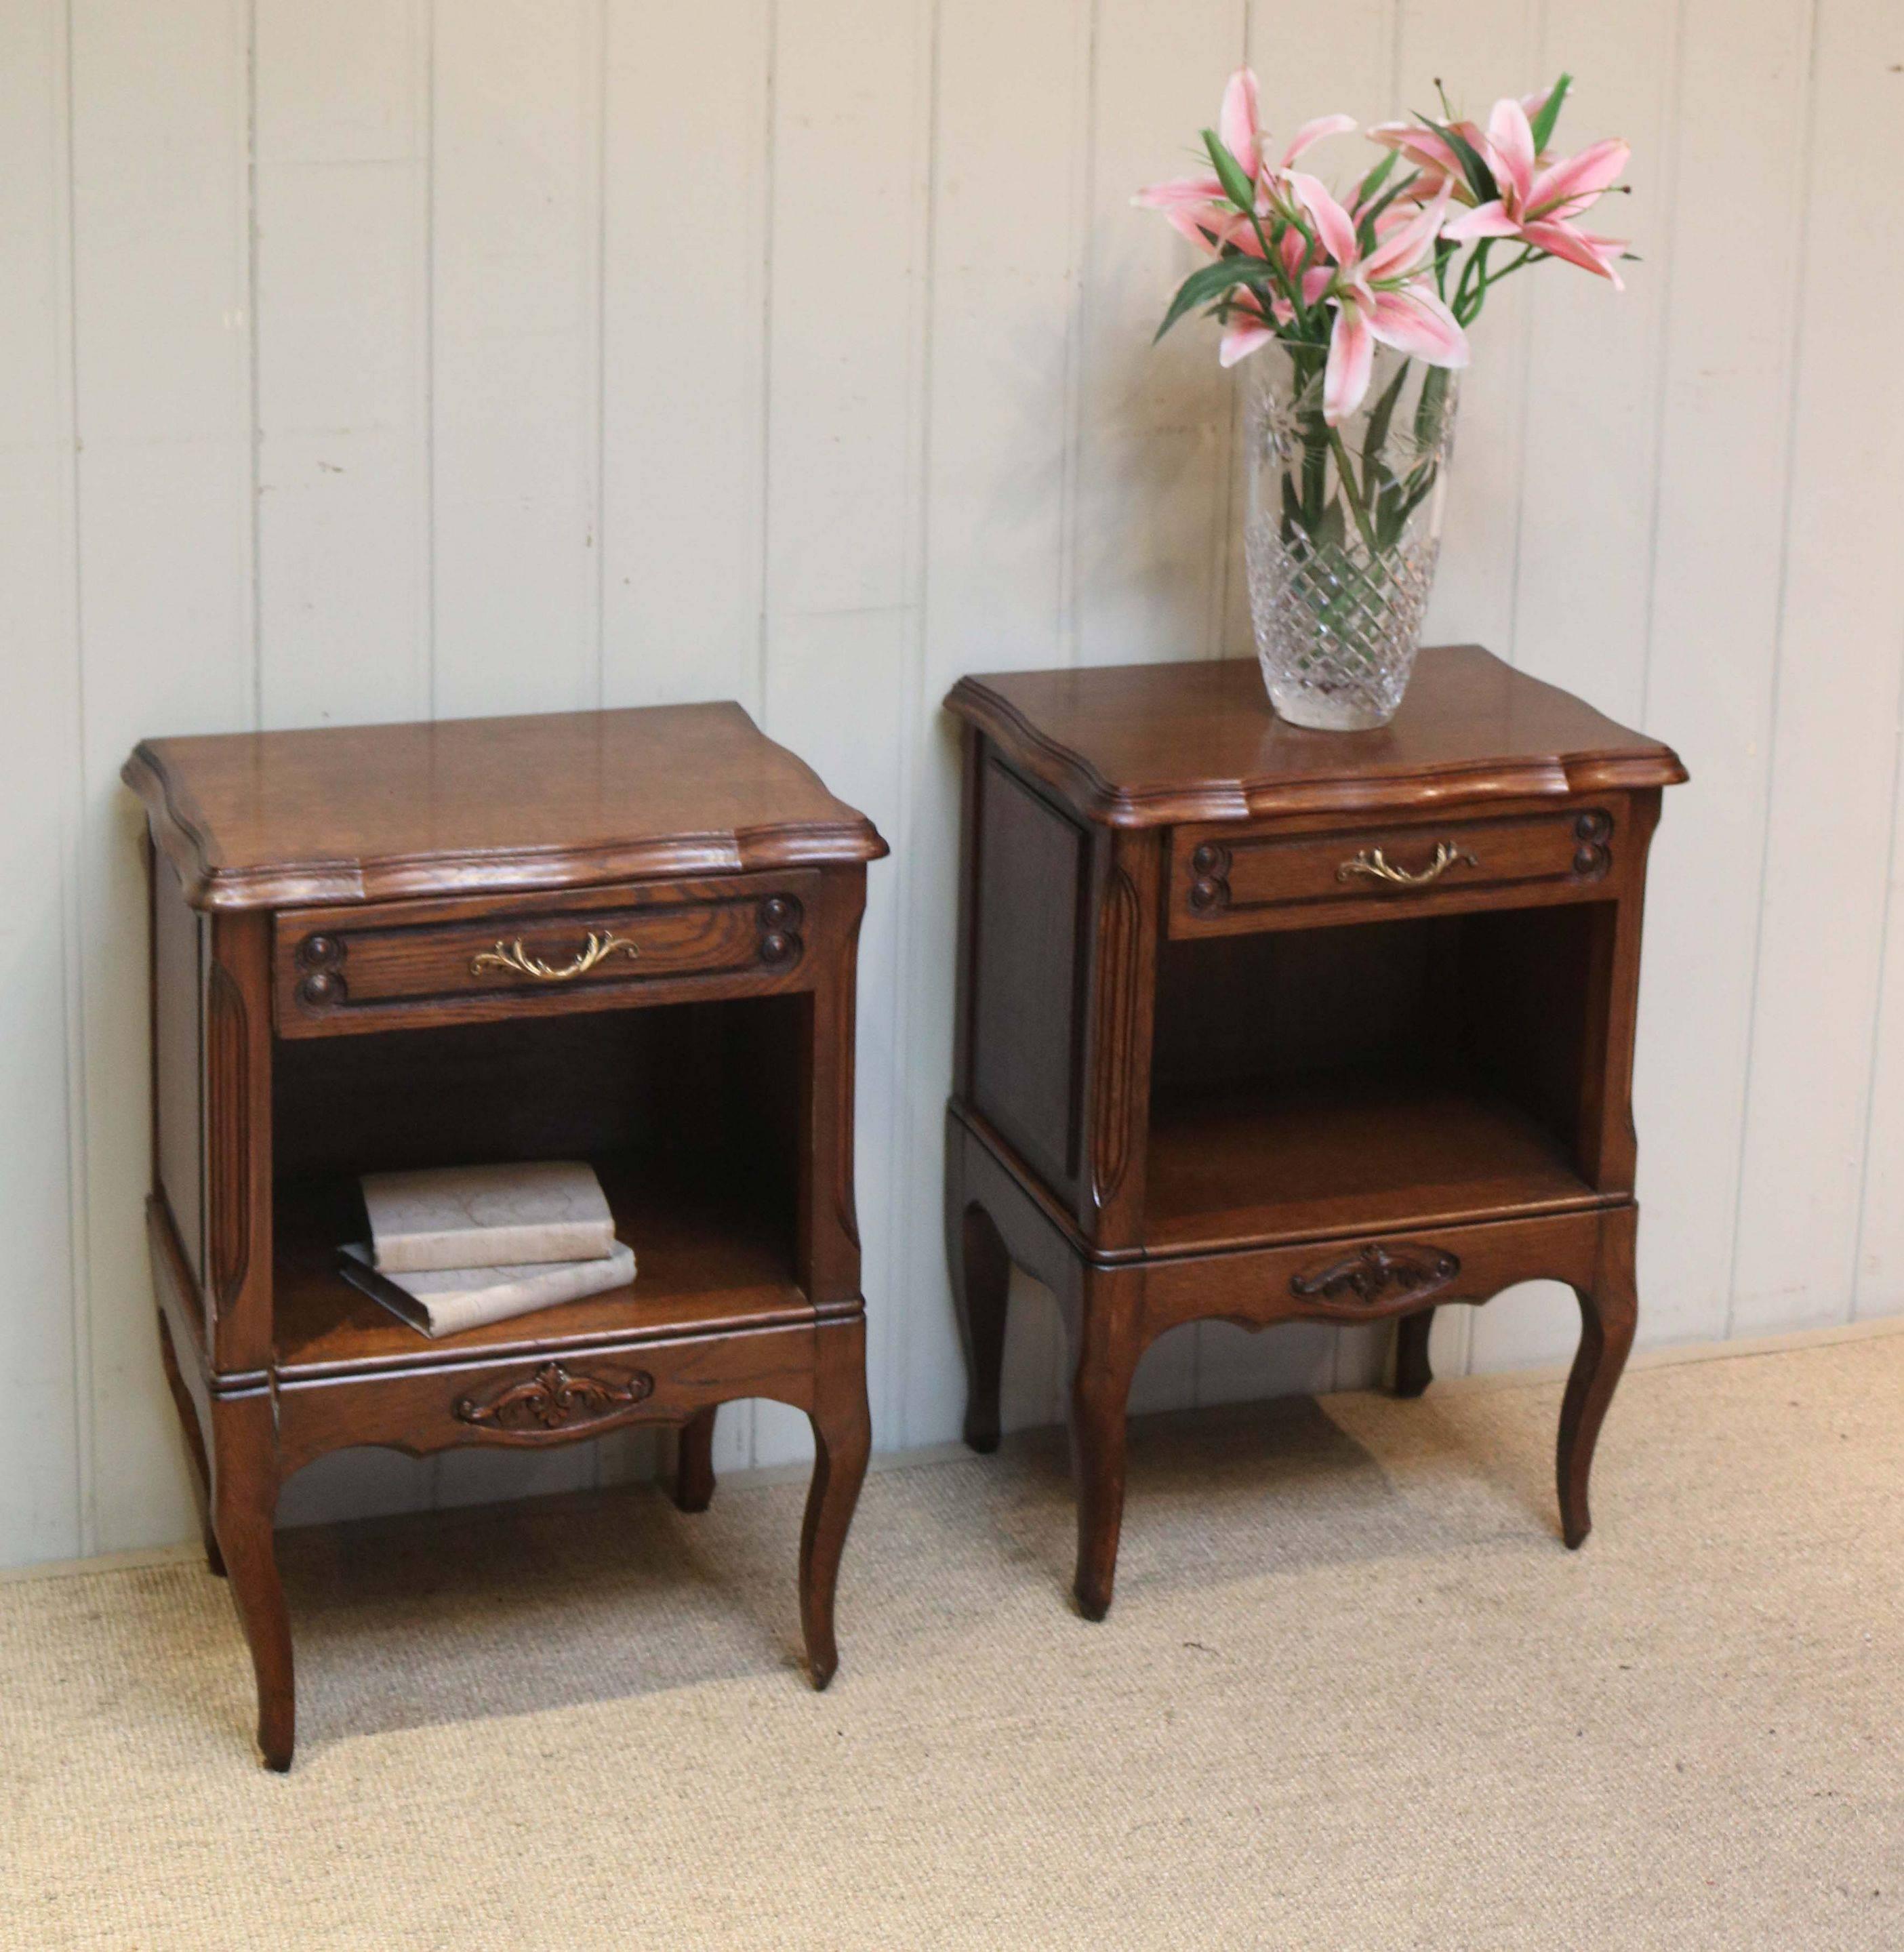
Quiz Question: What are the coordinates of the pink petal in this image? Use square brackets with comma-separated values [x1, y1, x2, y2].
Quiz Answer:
[1220, 316, 1276, 367]
[1523, 219, 1625, 287]
[1133, 173, 1226, 211]
[1324, 301, 1374, 424]
[1300, 266, 1333, 306]
[1528, 138, 1629, 219]
[1278, 113, 1358, 169]
[1364, 285, 1470, 368]
[1442, 199, 1521, 243]
[1278, 226, 1310, 278]
[1486, 97, 1536, 208]
[1289, 172, 1359, 266]
[1362, 189, 1450, 281]
[1219, 68, 1262, 176]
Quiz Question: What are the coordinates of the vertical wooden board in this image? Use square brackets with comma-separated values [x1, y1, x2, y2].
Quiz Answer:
[753, 0, 929, 1467]
[1219, 0, 1399, 658]
[1076, 0, 1244, 1419]
[430, 0, 602, 723]
[1396, 0, 1539, 664]
[70, 0, 255, 1553]
[1856, 752, 1904, 1320]
[0, 0, 85, 1565]
[1630, 0, 1814, 1345]
[599, 0, 773, 1480]
[1730, 0, 1904, 1336]
[255, 0, 430, 730]
[599, 0, 769, 712]
[429, 0, 606, 1505]
[1206, 1, 1400, 1412]
[1072, 0, 1242, 674]
[899, 0, 1092, 1449]
[1472, 1, 1678, 1377]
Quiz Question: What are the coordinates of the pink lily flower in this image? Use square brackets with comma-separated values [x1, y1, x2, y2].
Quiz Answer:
[1442, 96, 1629, 285]
[1369, 87, 1554, 205]
[1218, 229, 1332, 366]
[1135, 68, 1356, 244]
[1288, 174, 1470, 422]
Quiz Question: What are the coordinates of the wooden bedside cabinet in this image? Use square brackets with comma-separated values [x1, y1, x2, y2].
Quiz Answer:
[125, 704, 886, 1768]
[943, 647, 1686, 1621]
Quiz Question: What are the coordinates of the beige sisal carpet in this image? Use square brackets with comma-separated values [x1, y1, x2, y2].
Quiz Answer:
[3, 1329, 1902, 1950]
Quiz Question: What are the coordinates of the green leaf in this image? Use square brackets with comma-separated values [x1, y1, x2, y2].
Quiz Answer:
[1361, 361, 1411, 499]
[1419, 113, 1499, 205]
[1351, 148, 1400, 214]
[1529, 73, 1571, 152]
[1154, 254, 1272, 344]
[1202, 127, 1259, 216]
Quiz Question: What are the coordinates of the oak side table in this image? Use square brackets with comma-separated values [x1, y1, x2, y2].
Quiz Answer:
[125, 704, 886, 1768]
[944, 647, 1686, 1619]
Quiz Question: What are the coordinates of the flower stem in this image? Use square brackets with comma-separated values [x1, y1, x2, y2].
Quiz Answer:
[1327, 428, 1381, 556]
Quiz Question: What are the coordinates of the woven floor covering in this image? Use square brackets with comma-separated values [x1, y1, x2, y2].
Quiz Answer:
[4, 1329, 1901, 1950]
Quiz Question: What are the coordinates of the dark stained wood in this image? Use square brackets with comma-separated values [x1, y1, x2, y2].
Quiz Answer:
[272, 870, 819, 1039]
[946, 645, 1686, 829]
[134, 701, 884, 1766]
[1169, 796, 1625, 937]
[944, 649, 1684, 1616]
[969, 756, 1091, 1198]
[123, 699, 887, 911]
[153, 851, 205, 1293]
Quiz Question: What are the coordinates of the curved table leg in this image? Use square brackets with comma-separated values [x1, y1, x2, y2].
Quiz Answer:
[1392, 1308, 1436, 1399]
[1558, 1214, 1639, 1549]
[673, 1406, 717, 1513]
[1066, 1269, 1143, 1623]
[211, 1393, 293, 1770]
[948, 1161, 1013, 1455]
[799, 1318, 872, 1689]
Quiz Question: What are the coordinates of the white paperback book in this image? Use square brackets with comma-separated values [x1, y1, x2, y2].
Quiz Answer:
[338, 1240, 637, 1338]
[360, 1160, 616, 1273]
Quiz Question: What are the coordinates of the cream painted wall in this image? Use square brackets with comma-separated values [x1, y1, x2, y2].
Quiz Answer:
[3, 0, 1900, 1565]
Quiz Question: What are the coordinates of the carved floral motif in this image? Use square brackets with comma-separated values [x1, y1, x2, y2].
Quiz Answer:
[1289, 1241, 1460, 1314]
[454, 1362, 655, 1444]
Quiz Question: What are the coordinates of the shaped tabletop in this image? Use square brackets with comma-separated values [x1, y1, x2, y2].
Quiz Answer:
[125, 702, 887, 910]
[944, 645, 1686, 828]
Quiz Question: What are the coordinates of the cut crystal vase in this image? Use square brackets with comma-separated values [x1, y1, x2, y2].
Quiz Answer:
[1243, 341, 1459, 731]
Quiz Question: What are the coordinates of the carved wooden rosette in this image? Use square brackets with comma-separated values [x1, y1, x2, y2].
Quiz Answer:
[453, 1362, 656, 1445]
[1289, 1241, 1461, 1319]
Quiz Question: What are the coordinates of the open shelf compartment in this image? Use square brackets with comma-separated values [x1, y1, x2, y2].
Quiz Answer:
[270, 996, 808, 1376]
[1145, 906, 1609, 1250]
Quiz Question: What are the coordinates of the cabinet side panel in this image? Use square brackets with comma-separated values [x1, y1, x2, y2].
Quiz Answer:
[153, 849, 204, 1295]
[970, 758, 1089, 1200]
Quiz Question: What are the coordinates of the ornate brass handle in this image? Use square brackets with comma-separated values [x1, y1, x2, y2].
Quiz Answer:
[1337, 841, 1478, 889]
[469, 931, 639, 982]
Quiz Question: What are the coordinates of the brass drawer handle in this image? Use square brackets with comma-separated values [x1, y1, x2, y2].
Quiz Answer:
[469, 931, 639, 982]
[1337, 841, 1478, 889]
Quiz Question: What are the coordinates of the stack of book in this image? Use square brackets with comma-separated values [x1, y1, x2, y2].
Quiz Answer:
[338, 1160, 635, 1337]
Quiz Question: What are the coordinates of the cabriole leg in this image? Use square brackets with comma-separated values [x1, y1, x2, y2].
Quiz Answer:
[798, 1318, 872, 1689]
[1392, 1308, 1436, 1399]
[1558, 1212, 1639, 1549]
[211, 1392, 294, 1770]
[1066, 1274, 1143, 1623]
[673, 1406, 717, 1513]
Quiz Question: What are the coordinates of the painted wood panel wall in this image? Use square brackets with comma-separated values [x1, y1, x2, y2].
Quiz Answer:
[4, 0, 1899, 1562]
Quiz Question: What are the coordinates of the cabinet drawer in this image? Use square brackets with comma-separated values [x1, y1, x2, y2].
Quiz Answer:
[1171, 805, 1616, 936]
[274, 872, 816, 1036]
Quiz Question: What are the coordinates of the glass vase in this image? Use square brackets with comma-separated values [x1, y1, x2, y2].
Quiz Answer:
[1243, 341, 1459, 731]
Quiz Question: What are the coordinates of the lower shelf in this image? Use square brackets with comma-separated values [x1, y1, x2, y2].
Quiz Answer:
[272, 1152, 809, 1379]
[1143, 1074, 1599, 1253]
